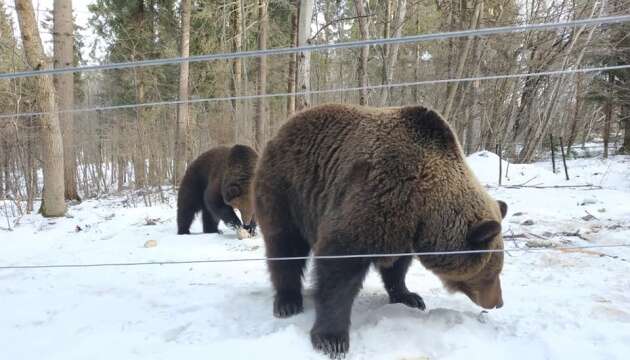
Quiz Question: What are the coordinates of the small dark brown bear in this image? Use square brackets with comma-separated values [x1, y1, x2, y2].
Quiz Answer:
[177, 145, 258, 237]
[254, 104, 508, 357]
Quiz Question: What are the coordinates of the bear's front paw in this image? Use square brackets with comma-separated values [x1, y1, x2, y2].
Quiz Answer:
[273, 293, 303, 318]
[390, 291, 426, 311]
[236, 227, 251, 240]
[311, 331, 349, 359]
[242, 223, 257, 236]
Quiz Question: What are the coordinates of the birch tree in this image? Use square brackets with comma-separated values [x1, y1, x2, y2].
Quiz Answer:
[296, 0, 314, 110]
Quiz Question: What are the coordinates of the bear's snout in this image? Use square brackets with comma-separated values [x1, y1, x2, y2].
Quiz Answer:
[475, 277, 503, 310]
[495, 298, 504, 309]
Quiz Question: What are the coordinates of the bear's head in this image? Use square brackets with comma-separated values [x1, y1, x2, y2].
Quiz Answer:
[437, 200, 507, 309]
[222, 145, 259, 227]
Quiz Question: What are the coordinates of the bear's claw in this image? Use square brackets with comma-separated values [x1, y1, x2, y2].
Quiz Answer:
[390, 291, 426, 310]
[311, 331, 349, 359]
[273, 295, 303, 318]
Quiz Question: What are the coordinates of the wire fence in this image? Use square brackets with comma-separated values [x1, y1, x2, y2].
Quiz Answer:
[1, 14, 629, 80]
[2, 64, 630, 119]
[0, 243, 628, 270]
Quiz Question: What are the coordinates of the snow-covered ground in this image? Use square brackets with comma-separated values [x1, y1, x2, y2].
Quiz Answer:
[2, 153, 630, 360]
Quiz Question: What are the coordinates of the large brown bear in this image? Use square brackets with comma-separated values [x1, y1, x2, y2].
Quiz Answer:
[254, 104, 508, 357]
[177, 145, 258, 237]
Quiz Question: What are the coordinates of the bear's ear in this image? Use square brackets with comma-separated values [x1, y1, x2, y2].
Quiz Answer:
[467, 220, 501, 245]
[224, 184, 242, 201]
[497, 200, 508, 219]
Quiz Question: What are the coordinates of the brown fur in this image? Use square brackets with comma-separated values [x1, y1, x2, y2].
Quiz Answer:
[254, 104, 507, 357]
[177, 145, 258, 235]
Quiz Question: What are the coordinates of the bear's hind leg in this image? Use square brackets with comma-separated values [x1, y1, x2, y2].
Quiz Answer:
[311, 249, 370, 358]
[177, 180, 202, 235]
[201, 207, 220, 233]
[177, 207, 197, 235]
[379, 256, 425, 310]
[266, 225, 310, 318]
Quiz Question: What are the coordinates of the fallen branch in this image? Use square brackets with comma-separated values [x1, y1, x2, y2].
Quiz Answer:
[557, 230, 590, 241]
[504, 233, 528, 239]
[527, 232, 548, 240]
[557, 247, 628, 262]
[501, 184, 602, 190]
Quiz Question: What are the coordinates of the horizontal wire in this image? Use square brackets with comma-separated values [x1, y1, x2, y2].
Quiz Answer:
[1, 15, 629, 80]
[0, 243, 627, 270]
[2, 63, 629, 119]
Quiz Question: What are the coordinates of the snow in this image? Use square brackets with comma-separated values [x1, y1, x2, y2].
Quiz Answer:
[2, 153, 630, 359]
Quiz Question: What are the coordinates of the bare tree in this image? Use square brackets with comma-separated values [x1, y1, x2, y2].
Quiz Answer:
[442, 0, 482, 120]
[174, 0, 191, 186]
[380, 0, 407, 106]
[14, 0, 66, 216]
[255, 0, 268, 151]
[296, 0, 314, 110]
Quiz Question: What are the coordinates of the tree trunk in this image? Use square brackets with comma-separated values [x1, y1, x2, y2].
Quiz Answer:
[132, 2, 147, 189]
[381, 0, 391, 97]
[286, 7, 298, 116]
[53, 0, 79, 202]
[296, 0, 314, 110]
[620, 105, 630, 154]
[26, 119, 36, 212]
[15, 0, 66, 216]
[603, 73, 614, 159]
[566, 74, 582, 151]
[413, 7, 422, 104]
[255, 0, 268, 151]
[355, 0, 369, 105]
[231, 0, 243, 141]
[442, 0, 482, 121]
[379, 0, 407, 106]
[0, 138, 5, 199]
[174, 0, 191, 186]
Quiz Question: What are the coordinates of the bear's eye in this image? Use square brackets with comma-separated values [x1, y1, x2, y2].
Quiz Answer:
[225, 184, 242, 200]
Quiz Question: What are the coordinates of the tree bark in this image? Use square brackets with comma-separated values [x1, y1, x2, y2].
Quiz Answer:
[355, 0, 370, 106]
[53, 0, 79, 201]
[174, 0, 191, 186]
[255, 0, 268, 151]
[15, 0, 66, 216]
[296, 0, 314, 110]
[442, 0, 482, 121]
